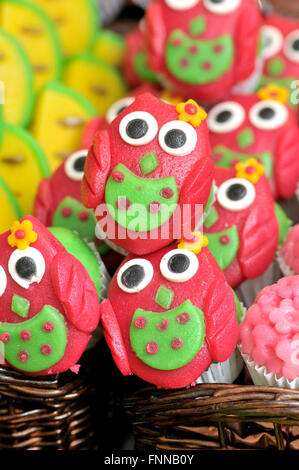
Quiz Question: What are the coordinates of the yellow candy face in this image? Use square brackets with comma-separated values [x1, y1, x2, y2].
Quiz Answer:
[0, 176, 22, 234]
[0, 29, 34, 127]
[0, 123, 50, 215]
[0, 0, 62, 92]
[30, 81, 96, 172]
[30, 0, 99, 57]
[92, 31, 125, 68]
[63, 54, 128, 116]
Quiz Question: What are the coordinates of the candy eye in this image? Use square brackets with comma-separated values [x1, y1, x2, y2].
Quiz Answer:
[165, 0, 200, 10]
[64, 149, 88, 181]
[249, 100, 288, 130]
[8, 247, 46, 289]
[106, 97, 135, 124]
[261, 25, 283, 59]
[117, 258, 154, 293]
[207, 101, 245, 133]
[217, 178, 256, 211]
[159, 120, 197, 156]
[284, 30, 299, 63]
[0, 266, 7, 297]
[160, 249, 199, 283]
[203, 0, 240, 14]
[119, 111, 158, 146]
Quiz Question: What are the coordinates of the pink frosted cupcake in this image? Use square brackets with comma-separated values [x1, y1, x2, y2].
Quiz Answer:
[278, 225, 299, 277]
[239, 276, 299, 389]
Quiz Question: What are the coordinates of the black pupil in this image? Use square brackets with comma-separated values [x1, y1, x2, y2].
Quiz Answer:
[74, 156, 86, 173]
[258, 107, 275, 120]
[168, 254, 190, 274]
[211, 0, 225, 3]
[226, 183, 247, 201]
[126, 119, 148, 139]
[292, 39, 299, 51]
[16, 257, 36, 280]
[216, 110, 232, 123]
[121, 264, 145, 288]
[165, 129, 187, 149]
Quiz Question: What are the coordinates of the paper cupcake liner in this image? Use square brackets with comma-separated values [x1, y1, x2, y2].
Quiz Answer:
[238, 345, 299, 390]
[196, 348, 244, 385]
[196, 299, 246, 384]
[236, 261, 282, 309]
[276, 247, 296, 277]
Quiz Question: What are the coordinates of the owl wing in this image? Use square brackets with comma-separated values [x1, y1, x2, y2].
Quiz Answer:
[81, 130, 111, 209]
[51, 251, 100, 333]
[100, 299, 132, 376]
[203, 275, 239, 362]
[239, 204, 279, 279]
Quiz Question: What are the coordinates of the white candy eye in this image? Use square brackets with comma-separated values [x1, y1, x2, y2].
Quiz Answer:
[117, 258, 153, 293]
[165, 0, 200, 10]
[217, 178, 256, 211]
[106, 97, 135, 124]
[64, 149, 88, 181]
[207, 101, 245, 133]
[203, 0, 240, 14]
[261, 25, 283, 59]
[284, 30, 299, 63]
[160, 249, 199, 283]
[8, 247, 46, 289]
[159, 120, 197, 156]
[249, 100, 288, 130]
[119, 111, 158, 146]
[0, 266, 7, 297]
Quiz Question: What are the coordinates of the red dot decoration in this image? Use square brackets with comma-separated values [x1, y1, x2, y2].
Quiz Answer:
[61, 207, 72, 217]
[220, 235, 230, 245]
[42, 321, 54, 333]
[188, 45, 199, 55]
[176, 313, 191, 325]
[116, 197, 131, 211]
[180, 58, 189, 68]
[0, 333, 10, 343]
[134, 316, 147, 329]
[171, 338, 184, 350]
[146, 341, 159, 355]
[20, 330, 31, 342]
[161, 187, 174, 199]
[78, 211, 90, 221]
[18, 350, 29, 362]
[157, 319, 169, 331]
[112, 171, 125, 183]
[185, 103, 198, 115]
[41, 344, 52, 356]
[202, 61, 212, 70]
[15, 230, 26, 240]
[148, 202, 161, 214]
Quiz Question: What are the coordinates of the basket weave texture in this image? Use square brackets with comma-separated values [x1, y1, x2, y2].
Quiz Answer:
[124, 380, 299, 450]
[0, 365, 100, 450]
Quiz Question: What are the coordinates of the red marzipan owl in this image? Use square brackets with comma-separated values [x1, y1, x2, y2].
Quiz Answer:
[100, 239, 239, 389]
[145, 0, 262, 104]
[81, 92, 215, 256]
[0, 215, 100, 375]
[203, 164, 279, 289]
[207, 92, 299, 200]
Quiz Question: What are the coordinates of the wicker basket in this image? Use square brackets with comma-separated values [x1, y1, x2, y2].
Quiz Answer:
[0, 341, 114, 451]
[123, 372, 299, 451]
